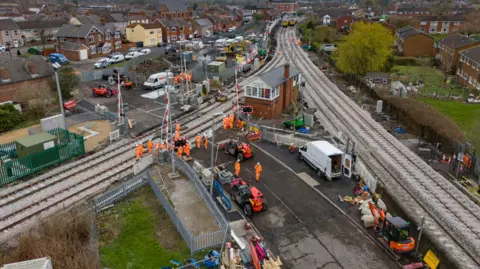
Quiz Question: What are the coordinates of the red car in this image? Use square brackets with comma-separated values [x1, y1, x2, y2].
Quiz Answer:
[92, 85, 118, 97]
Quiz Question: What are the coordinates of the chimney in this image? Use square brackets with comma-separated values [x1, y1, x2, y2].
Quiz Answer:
[0, 67, 9, 81]
[26, 62, 38, 75]
[284, 63, 290, 79]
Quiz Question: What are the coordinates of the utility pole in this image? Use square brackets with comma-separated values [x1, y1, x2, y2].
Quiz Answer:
[54, 69, 68, 130]
[210, 112, 223, 196]
[117, 71, 124, 126]
[415, 216, 426, 255]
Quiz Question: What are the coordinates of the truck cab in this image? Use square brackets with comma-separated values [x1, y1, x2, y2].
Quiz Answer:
[299, 140, 352, 180]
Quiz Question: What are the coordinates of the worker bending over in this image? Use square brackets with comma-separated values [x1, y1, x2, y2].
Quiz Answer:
[254, 162, 262, 181]
[196, 134, 202, 148]
[147, 139, 153, 153]
[234, 159, 241, 177]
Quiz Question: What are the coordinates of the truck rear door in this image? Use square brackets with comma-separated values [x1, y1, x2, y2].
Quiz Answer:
[342, 154, 352, 178]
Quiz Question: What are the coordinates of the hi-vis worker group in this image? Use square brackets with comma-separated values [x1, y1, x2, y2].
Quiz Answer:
[233, 159, 262, 181]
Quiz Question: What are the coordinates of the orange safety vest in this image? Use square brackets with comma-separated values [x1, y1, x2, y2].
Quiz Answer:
[184, 144, 190, 156]
[177, 146, 184, 157]
[161, 143, 167, 150]
[255, 164, 262, 174]
[147, 141, 153, 151]
[196, 135, 201, 146]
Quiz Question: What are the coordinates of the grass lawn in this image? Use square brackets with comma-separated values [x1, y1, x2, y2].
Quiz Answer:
[391, 65, 465, 96]
[109, 61, 126, 68]
[429, 33, 448, 42]
[98, 186, 208, 269]
[421, 99, 480, 143]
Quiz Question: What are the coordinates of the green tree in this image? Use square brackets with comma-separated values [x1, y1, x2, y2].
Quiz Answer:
[55, 66, 80, 99]
[0, 104, 23, 133]
[336, 21, 394, 76]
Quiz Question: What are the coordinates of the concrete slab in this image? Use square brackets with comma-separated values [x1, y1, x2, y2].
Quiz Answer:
[297, 172, 320, 187]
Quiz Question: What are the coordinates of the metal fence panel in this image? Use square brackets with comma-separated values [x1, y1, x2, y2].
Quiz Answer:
[0, 141, 16, 158]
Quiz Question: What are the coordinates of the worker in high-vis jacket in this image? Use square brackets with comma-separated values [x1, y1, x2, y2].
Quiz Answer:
[175, 121, 181, 133]
[155, 141, 160, 156]
[174, 130, 180, 141]
[254, 162, 262, 181]
[147, 139, 153, 153]
[177, 145, 183, 158]
[203, 133, 208, 149]
[196, 134, 202, 148]
[234, 159, 241, 177]
[135, 143, 143, 161]
[184, 143, 191, 157]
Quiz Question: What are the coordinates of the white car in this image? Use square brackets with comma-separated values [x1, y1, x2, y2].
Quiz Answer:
[94, 58, 110, 69]
[108, 54, 125, 64]
[0, 45, 5, 52]
[139, 48, 151, 55]
[125, 51, 141, 59]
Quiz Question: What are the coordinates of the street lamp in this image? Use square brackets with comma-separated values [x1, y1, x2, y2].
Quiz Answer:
[52, 62, 68, 130]
[210, 111, 224, 196]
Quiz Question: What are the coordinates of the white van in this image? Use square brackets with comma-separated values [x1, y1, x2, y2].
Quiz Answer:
[298, 140, 352, 180]
[143, 71, 173, 90]
[108, 54, 124, 64]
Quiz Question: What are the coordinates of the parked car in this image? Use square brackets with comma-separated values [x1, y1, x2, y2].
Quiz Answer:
[49, 53, 69, 65]
[0, 45, 5, 52]
[94, 58, 110, 69]
[107, 54, 125, 64]
[139, 48, 151, 55]
[125, 51, 141, 60]
[27, 47, 41, 55]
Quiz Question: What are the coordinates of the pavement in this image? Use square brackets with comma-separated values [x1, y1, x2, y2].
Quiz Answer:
[189, 129, 399, 269]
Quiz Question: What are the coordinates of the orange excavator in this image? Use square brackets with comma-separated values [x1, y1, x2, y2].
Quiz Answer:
[376, 215, 415, 260]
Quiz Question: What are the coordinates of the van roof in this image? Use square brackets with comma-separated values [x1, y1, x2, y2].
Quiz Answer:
[310, 141, 343, 156]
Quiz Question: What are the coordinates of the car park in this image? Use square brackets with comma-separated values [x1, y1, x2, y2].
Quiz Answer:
[139, 48, 151, 55]
[94, 58, 110, 69]
[125, 51, 141, 60]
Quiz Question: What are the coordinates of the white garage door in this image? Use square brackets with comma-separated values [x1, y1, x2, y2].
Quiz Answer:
[79, 49, 88, 60]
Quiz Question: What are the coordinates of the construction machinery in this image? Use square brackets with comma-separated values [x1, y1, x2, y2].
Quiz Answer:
[282, 20, 289, 27]
[375, 216, 415, 259]
[230, 179, 267, 216]
[92, 85, 118, 98]
[122, 77, 133, 89]
[289, 19, 296, 26]
[219, 139, 253, 161]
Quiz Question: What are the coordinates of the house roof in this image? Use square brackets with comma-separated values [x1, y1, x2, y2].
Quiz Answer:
[258, 65, 299, 88]
[0, 19, 19, 30]
[0, 56, 54, 85]
[16, 20, 64, 29]
[154, 0, 188, 12]
[129, 8, 143, 13]
[397, 25, 414, 34]
[55, 24, 101, 38]
[157, 18, 190, 27]
[365, 72, 390, 79]
[460, 46, 480, 64]
[418, 15, 466, 22]
[75, 15, 102, 24]
[62, 41, 88, 51]
[195, 18, 212, 27]
[126, 23, 162, 29]
[397, 27, 433, 40]
[439, 34, 478, 49]
[127, 15, 149, 21]
[110, 13, 126, 22]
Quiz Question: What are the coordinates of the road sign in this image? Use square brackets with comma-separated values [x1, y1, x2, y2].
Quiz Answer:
[423, 250, 440, 269]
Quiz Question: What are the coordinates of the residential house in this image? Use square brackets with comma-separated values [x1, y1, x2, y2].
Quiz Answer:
[271, 2, 299, 14]
[56, 24, 121, 59]
[336, 15, 354, 32]
[126, 23, 163, 46]
[127, 15, 150, 25]
[192, 18, 213, 37]
[69, 15, 102, 25]
[110, 13, 128, 35]
[457, 47, 480, 90]
[438, 34, 480, 72]
[0, 19, 22, 47]
[395, 7, 431, 16]
[0, 56, 54, 103]
[156, 18, 192, 43]
[16, 20, 64, 43]
[396, 26, 434, 57]
[416, 15, 466, 34]
[243, 64, 302, 119]
[151, 0, 192, 20]
[364, 72, 390, 85]
[101, 23, 123, 52]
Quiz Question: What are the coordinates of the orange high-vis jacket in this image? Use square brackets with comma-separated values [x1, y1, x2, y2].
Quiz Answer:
[184, 144, 190, 156]
[255, 164, 262, 174]
[176, 123, 181, 132]
[147, 140, 153, 152]
[196, 135, 201, 147]
[177, 146, 184, 157]
[161, 143, 167, 150]
[235, 162, 240, 171]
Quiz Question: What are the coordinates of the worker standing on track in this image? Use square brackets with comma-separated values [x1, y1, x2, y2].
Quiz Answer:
[184, 143, 191, 157]
[155, 141, 160, 156]
[177, 145, 183, 158]
[254, 162, 262, 181]
[135, 143, 143, 161]
[203, 133, 208, 149]
[196, 134, 202, 148]
[228, 114, 234, 129]
[174, 130, 180, 141]
[223, 116, 228, 130]
[235, 159, 241, 177]
[147, 139, 153, 153]
[175, 121, 181, 133]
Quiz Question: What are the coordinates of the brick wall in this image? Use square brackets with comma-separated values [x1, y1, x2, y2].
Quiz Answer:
[0, 77, 51, 103]
[244, 97, 282, 119]
[457, 56, 480, 89]
[402, 34, 434, 57]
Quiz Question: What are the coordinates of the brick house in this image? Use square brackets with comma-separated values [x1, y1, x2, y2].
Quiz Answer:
[16, 20, 64, 43]
[271, 2, 299, 14]
[56, 24, 122, 59]
[156, 18, 192, 43]
[456, 47, 480, 90]
[150, 0, 192, 20]
[416, 15, 466, 35]
[336, 15, 354, 32]
[396, 26, 434, 57]
[126, 23, 163, 46]
[192, 18, 213, 37]
[243, 64, 302, 119]
[0, 56, 54, 103]
[438, 34, 480, 72]
[0, 19, 23, 48]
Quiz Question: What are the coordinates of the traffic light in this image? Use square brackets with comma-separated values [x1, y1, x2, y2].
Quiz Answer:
[242, 105, 253, 114]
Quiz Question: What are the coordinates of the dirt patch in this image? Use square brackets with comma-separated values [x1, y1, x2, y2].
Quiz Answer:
[0, 125, 39, 144]
[68, 120, 111, 152]
[130, 57, 171, 77]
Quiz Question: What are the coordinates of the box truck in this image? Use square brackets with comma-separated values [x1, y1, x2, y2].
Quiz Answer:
[298, 140, 352, 180]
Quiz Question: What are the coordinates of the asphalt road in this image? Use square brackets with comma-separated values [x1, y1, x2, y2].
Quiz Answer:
[190, 129, 398, 269]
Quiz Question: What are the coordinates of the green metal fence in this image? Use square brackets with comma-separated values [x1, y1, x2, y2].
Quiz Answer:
[0, 141, 16, 158]
[0, 129, 85, 187]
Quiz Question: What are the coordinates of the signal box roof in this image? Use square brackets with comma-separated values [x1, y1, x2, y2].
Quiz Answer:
[387, 216, 409, 229]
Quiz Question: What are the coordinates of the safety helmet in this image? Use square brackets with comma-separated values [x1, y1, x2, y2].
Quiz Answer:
[257, 162, 260, 165]
[135, 143, 138, 146]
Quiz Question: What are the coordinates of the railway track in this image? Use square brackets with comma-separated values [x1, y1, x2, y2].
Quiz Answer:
[279, 27, 480, 268]
[0, 26, 287, 243]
